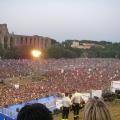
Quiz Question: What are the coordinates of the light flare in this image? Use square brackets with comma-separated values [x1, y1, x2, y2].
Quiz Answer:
[31, 50, 41, 58]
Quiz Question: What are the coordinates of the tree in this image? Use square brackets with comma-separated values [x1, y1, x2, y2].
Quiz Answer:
[46, 44, 77, 58]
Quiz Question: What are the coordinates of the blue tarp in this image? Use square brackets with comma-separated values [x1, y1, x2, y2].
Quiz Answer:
[0, 113, 15, 120]
[0, 96, 57, 120]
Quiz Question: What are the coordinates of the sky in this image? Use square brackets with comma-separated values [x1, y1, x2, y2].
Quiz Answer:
[0, 0, 120, 42]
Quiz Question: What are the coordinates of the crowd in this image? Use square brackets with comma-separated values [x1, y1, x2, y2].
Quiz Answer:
[0, 58, 120, 107]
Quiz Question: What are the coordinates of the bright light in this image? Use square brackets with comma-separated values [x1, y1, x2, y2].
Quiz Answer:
[31, 50, 41, 58]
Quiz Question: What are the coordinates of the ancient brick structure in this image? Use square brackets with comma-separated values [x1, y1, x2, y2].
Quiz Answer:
[0, 24, 53, 49]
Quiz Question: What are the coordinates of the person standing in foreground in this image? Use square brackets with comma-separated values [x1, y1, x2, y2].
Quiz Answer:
[71, 91, 82, 120]
[17, 103, 53, 120]
[83, 97, 112, 120]
[62, 93, 72, 120]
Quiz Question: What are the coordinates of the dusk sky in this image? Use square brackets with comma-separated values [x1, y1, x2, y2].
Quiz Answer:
[0, 0, 120, 42]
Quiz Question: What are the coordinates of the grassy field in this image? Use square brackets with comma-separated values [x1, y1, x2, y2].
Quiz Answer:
[54, 101, 120, 120]
[108, 101, 120, 120]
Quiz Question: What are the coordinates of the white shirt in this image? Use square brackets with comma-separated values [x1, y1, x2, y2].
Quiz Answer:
[62, 96, 72, 107]
[71, 92, 82, 104]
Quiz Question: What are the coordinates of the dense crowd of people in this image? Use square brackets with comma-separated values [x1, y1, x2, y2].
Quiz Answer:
[0, 58, 120, 107]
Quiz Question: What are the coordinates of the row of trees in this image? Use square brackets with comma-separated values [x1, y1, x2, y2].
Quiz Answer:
[0, 44, 19, 59]
[0, 40, 120, 59]
[47, 40, 120, 59]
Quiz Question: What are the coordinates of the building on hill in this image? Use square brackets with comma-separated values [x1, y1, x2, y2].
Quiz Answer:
[71, 41, 94, 49]
[71, 41, 104, 49]
[0, 24, 54, 49]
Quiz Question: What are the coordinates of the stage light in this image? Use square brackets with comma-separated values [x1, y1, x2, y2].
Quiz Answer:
[31, 50, 41, 58]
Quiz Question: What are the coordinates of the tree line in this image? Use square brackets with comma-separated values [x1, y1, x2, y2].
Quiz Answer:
[0, 40, 120, 59]
[47, 40, 120, 59]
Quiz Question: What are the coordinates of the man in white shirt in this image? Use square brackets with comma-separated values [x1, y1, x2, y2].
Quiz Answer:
[71, 91, 82, 120]
[62, 93, 72, 120]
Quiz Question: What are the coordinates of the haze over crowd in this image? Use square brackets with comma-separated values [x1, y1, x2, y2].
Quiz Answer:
[0, 0, 120, 42]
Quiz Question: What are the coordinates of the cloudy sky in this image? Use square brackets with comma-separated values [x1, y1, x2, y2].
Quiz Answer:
[0, 0, 120, 42]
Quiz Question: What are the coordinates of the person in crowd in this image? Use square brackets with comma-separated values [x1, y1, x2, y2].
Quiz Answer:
[83, 97, 112, 120]
[71, 90, 83, 120]
[62, 93, 72, 120]
[17, 103, 53, 120]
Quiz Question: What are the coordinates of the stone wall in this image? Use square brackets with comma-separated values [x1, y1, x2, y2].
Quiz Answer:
[0, 24, 52, 49]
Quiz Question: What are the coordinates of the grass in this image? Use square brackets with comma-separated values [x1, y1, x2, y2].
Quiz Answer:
[108, 101, 120, 120]
[54, 101, 120, 120]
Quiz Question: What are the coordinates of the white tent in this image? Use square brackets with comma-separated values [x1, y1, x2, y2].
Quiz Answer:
[111, 81, 120, 92]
